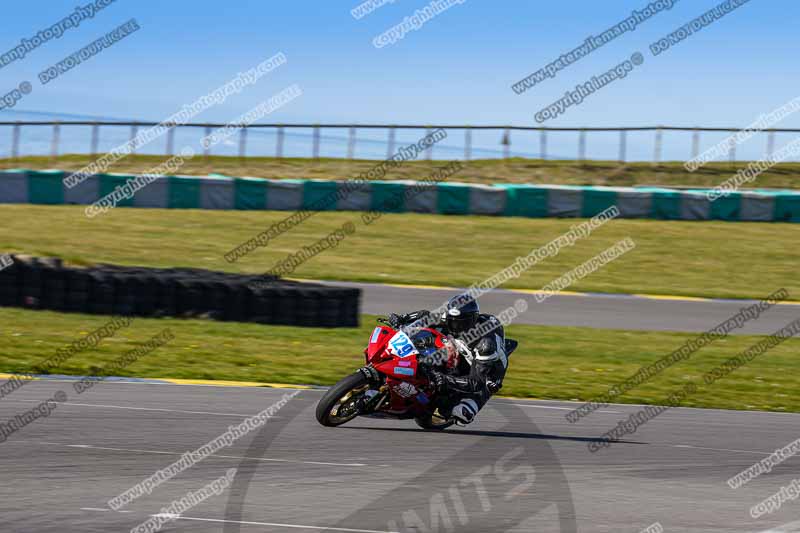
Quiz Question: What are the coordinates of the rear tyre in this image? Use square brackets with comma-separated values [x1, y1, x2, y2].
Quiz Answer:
[316, 372, 370, 427]
[415, 410, 455, 431]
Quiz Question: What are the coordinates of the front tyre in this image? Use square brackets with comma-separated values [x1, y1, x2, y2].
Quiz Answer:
[316, 372, 371, 427]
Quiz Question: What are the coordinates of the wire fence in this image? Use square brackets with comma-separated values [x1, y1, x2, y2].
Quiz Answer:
[2, 121, 800, 164]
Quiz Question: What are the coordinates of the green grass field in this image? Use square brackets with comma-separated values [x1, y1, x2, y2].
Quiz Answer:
[3, 307, 798, 413]
[2, 204, 797, 300]
[3, 201, 796, 413]
[3, 154, 800, 189]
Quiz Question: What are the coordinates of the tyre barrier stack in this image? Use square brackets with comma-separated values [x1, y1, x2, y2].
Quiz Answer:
[0, 256, 360, 327]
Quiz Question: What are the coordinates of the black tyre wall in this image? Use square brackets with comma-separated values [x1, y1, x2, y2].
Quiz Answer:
[0, 256, 360, 327]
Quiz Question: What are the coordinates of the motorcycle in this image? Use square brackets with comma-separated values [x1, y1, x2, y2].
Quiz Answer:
[315, 317, 518, 430]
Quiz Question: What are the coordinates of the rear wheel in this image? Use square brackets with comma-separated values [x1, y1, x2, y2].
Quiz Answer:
[316, 372, 371, 427]
[415, 409, 455, 431]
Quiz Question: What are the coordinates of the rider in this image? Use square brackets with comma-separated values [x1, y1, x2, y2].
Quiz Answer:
[387, 294, 508, 426]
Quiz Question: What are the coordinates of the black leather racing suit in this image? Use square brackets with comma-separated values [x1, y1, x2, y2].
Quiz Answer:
[395, 310, 508, 416]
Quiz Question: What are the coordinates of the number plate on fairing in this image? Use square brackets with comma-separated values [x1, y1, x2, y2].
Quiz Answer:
[387, 331, 418, 358]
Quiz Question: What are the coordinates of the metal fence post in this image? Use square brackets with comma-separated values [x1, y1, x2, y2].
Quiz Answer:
[166, 125, 175, 155]
[90, 122, 99, 156]
[424, 127, 433, 160]
[618, 130, 627, 163]
[464, 128, 472, 161]
[387, 126, 396, 158]
[347, 127, 356, 159]
[653, 127, 663, 164]
[239, 127, 248, 161]
[204, 125, 212, 161]
[130, 122, 139, 154]
[767, 130, 776, 158]
[691, 128, 700, 160]
[502, 128, 510, 159]
[11, 122, 20, 162]
[540, 129, 547, 160]
[578, 129, 586, 162]
[50, 122, 61, 162]
[312, 125, 320, 159]
[276, 126, 284, 158]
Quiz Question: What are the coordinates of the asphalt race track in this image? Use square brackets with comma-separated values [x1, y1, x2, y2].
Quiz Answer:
[317, 280, 800, 335]
[2, 379, 799, 532]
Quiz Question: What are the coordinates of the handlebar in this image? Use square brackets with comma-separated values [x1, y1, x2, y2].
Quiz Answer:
[377, 316, 403, 328]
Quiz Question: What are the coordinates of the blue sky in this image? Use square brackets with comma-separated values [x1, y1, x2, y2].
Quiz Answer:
[0, 0, 797, 160]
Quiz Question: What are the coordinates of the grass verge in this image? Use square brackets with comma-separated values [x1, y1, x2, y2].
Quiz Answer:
[1, 205, 797, 300]
[2, 308, 798, 413]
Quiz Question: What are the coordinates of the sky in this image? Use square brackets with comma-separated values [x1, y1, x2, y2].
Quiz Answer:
[0, 0, 797, 160]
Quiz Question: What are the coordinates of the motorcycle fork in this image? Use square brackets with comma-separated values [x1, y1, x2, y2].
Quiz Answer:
[358, 384, 388, 414]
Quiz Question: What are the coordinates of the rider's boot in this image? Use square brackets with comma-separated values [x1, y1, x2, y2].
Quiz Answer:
[450, 399, 479, 426]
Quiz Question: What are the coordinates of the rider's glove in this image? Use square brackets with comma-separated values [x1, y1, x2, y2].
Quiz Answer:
[403, 310, 432, 327]
[419, 364, 447, 394]
[386, 313, 403, 328]
[486, 380, 502, 394]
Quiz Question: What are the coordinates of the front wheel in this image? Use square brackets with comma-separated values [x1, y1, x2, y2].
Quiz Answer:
[316, 372, 371, 427]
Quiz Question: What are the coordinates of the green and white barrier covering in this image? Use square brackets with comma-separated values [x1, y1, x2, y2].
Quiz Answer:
[1, 169, 798, 222]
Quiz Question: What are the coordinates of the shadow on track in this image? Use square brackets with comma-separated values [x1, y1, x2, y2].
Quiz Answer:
[342, 424, 646, 445]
